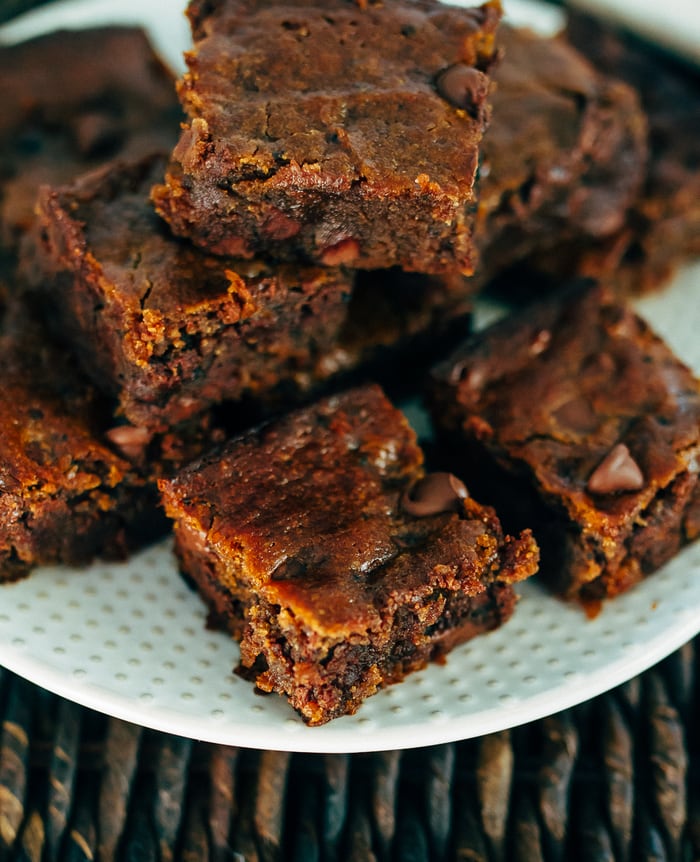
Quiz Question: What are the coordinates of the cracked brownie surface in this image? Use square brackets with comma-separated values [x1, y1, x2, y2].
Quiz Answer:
[430, 282, 700, 608]
[152, 0, 501, 273]
[160, 385, 538, 724]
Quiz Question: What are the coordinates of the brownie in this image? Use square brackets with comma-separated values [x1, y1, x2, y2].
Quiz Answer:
[23, 155, 473, 431]
[159, 385, 539, 725]
[0, 26, 181, 252]
[0, 251, 12, 321]
[151, 0, 501, 274]
[430, 281, 700, 608]
[557, 12, 700, 294]
[0, 313, 164, 583]
[471, 24, 647, 289]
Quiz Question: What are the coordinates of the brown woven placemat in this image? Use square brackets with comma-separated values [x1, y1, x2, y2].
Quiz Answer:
[1, 637, 698, 861]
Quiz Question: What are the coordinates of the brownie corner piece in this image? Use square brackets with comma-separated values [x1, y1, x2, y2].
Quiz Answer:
[429, 280, 700, 607]
[151, 0, 502, 273]
[159, 384, 538, 725]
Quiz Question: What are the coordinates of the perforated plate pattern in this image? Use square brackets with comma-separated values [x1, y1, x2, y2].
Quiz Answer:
[1, 2, 699, 753]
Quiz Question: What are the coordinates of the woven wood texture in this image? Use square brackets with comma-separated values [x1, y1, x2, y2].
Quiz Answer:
[0, 638, 697, 861]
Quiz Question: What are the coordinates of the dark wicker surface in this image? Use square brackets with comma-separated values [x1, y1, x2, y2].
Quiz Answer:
[0, 638, 697, 861]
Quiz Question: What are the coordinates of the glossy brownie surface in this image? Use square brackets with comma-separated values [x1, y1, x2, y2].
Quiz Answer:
[161, 385, 538, 723]
[152, 0, 501, 273]
[431, 282, 700, 604]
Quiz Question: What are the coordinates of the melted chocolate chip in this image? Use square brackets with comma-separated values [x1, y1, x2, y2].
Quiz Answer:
[529, 328, 551, 356]
[401, 472, 468, 517]
[270, 557, 307, 581]
[105, 425, 151, 461]
[448, 361, 485, 390]
[587, 444, 644, 495]
[73, 111, 124, 158]
[435, 65, 489, 118]
[320, 237, 360, 266]
[553, 397, 598, 434]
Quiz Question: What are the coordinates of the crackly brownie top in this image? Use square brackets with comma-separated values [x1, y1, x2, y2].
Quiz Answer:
[177, 0, 501, 197]
[433, 281, 700, 525]
[161, 385, 536, 636]
[0, 316, 138, 511]
[30, 155, 352, 354]
[0, 27, 180, 245]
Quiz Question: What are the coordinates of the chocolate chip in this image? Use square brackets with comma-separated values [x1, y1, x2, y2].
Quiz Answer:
[320, 238, 360, 266]
[447, 361, 485, 390]
[529, 329, 551, 356]
[586, 443, 644, 495]
[553, 397, 598, 434]
[73, 111, 124, 158]
[261, 208, 302, 241]
[105, 425, 151, 461]
[270, 558, 307, 581]
[435, 65, 489, 118]
[401, 472, 468, 517]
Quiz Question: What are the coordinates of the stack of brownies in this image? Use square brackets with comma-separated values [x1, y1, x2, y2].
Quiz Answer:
[2, 0, 700, 724]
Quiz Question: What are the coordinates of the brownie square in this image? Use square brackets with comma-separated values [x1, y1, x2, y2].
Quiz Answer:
[430, 282, 700, 608]
[472, 24, 647, 287]
[159, 385, 539, 725]
[24, 155, 473, 431]
[561, 12, 700, 294]
[151, 0, 501, 274]
[0, 314, 164, 582]
[0, 26, 181, 252]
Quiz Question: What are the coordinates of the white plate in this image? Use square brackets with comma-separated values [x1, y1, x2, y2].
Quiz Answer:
[567, 0, 700, 65]
[1, 1, 699, 754]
